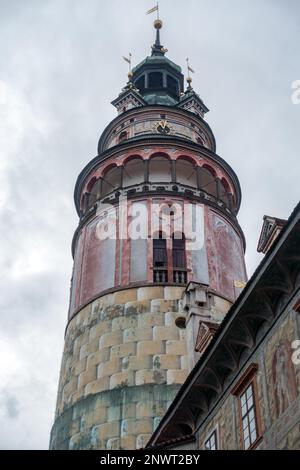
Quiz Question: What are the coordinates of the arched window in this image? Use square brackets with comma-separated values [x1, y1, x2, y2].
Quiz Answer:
[123, 158, 144, 186]
[200, 165, 217, 197]
[219, 178, 230, 205]
[176, 159, 197, 187]
[118, 131, 128, 143]
[153, 231, 168, 283]
[102, 166, 122, 197]
[149, 156, 171, 183]
[172, 233, 187, 284]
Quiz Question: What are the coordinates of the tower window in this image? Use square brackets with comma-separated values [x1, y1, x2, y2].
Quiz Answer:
[153, 232, 168, 283]
[148, 72, 163, 88]
[172, 234, 187, 284]
[135, 75, 145, 93]
[167, 75, 179, 96]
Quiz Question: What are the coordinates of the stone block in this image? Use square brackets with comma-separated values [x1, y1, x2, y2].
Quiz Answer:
[136, 434, 152, 449]
[153, 354, 180, 370]
[137, 312, 164, 329]
[113, 288, 137, 304]
[122, 403, 136, 419]
[153, 326, 179, 341]
[121, 418, 153, 437]
[137, 340, 164, 356]
[122, 355, 152, 371]
[72, 358, 87, 376]
[73, 331, 89, 352]
[124, 300, 151, 316]
[137, 286, 164, 301]
[166, 340, 186, 355]
[99, 330, 122, 349]
[135, 369, 166, 386]
[164, 286, 184, 300]
[84, 377, 110, 396]
[164, 311, 178, 326]
[110, 371, 135, 389]
[89, 320, 111, 341]
[136, 401, 153, 418]
[70, 387, 85, 406]
[97, 358, 121, 378]
[111, 316, 137, 331]
[123, 327, 153, 343]
[107, 405, 121, 422]
[167, 369, 187, 385]
[92, 421, 119, 442]
[78, 366, 97, 389]
[151, 299, 177, 314]
[82, 406, 107, 429]
[79, 339, 99, 361]
[86, 348, 110, 368]
[120, 436, 136, 450]
[110, 342, 136, 358]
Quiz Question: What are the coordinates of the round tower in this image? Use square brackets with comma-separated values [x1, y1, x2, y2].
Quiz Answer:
[50, 21, 247, 450]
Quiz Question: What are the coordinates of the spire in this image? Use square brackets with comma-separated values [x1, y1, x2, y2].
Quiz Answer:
[146, 3, 167, 56]
[151, 18, 166, 56]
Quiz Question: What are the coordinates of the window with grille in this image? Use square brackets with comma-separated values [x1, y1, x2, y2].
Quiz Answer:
[231, 364, 262, 450]
[204, 430, 218, 450]
[240, 383, 258, 449]
[153, 233, 168, 282]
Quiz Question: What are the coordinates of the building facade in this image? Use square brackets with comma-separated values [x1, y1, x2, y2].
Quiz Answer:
[50, 20, 248, 450]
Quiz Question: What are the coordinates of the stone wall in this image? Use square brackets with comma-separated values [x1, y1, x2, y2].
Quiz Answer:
[196, 301, 300, 450]
[50, 285, 187, 449]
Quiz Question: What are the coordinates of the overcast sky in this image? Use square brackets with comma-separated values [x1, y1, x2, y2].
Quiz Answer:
[0, 0, 299, 449]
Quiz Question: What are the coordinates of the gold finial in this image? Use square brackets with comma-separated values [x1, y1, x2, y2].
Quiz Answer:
[154, 18, 163, 29]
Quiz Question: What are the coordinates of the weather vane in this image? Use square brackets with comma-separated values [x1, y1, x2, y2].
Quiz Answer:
[146, 3, 160, 20]
[122, 53, 132, 80]
[186, 58, 195, 87]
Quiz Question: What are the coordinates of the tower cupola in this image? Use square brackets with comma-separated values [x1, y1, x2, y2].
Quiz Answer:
[131, 20, 184, 105]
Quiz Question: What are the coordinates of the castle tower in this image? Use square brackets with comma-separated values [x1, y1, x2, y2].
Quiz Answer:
[50, 20, 247, 450]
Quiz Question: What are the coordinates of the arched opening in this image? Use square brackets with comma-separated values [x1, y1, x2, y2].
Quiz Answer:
[176, 158, 197, 187]
[167, 75, 178, 96]
[200, 165, 217, 198]
[135, 75, 145, 93]
[149, 155, 171, 183]
[123, 158, 144, 187]
[219, 177, 231, 205]
[172, 233, 187, 284]
[84, 177, 101, 211]
[102, 166, 122, 197]
[118, 131, 128, 143]
[148, 72, 163, 89]
[153, 231, 168, 283]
